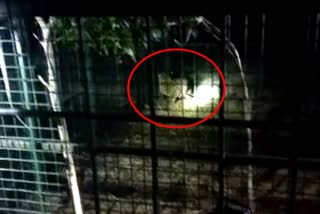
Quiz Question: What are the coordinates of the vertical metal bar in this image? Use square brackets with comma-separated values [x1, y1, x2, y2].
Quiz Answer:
[18, 15, 39, 112]
[178, 17, 187, 209]
[306, 15, 311, 51]
[0, 116, 9, 208]
[145, 16, 159, 214]
[244, 14, 248, 73]
[178, 16, 185, 117]
[314, 13, 320, 53]
[163, 16, 169, 69]
[160, 16, 168, 104]
[84, 42, 96, 113]
[260, 13, 266, 91]
[286, 13, 302, 214]
[76, 17, 100, 214]
[288, 107, 298, 213]
[216, 12, 226, 214]
[244, 13, 255, 211]
[288, 157, 297, 214]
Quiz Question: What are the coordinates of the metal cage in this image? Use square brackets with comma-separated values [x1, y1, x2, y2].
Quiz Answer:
[0, 2, 320, 214]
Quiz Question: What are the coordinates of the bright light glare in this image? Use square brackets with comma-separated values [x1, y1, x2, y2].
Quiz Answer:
[184, 78, 220, 108]
[0, 108, 18, 114]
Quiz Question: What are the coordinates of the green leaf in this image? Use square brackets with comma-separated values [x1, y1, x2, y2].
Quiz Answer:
[112, 22, 120, 30]
[151, 28, 162, 41]
[123, 47, 136, 62]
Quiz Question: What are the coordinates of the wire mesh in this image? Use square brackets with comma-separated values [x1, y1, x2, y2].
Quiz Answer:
[0, 5, 71, 214]
[0, 3, 320, 214]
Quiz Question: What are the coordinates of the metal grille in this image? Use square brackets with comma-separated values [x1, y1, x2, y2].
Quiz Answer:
[1, 2, 320, 214]
[0, 3, 71, 213]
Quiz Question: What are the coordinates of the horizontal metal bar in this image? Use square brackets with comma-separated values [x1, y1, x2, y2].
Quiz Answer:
[0, 187, 66, 197]
[0, 138, 77, 154]
[0, 136, 61, 143]
[24, 1, 319, 17]
[0, 102, 50, 107]
[0, 197, 62, 207]
[0, 90, 47, 95]
[0, 208, 49, 214]
[0, 178, 65, 187]
[0, 108, 305, 130]
[0, 157, 66, 165]
[0, 65, 35, 69]
[1, 53, 28, 57]
[0, 78, 38, 82]
[0, 124, 58, 130]
[0, 168, 64, 176]
[94, 146, 320, 170]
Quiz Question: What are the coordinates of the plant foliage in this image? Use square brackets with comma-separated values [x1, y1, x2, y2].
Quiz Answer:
[51, 16, 207, 63]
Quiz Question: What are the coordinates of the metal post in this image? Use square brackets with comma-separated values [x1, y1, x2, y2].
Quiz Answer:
[216, 12, 226, 214]
[76, 17, 100, 214]
[146, 16, 159, 214]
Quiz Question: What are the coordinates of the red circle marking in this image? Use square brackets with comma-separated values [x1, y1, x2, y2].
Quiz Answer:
[126, 48, 226, 129]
